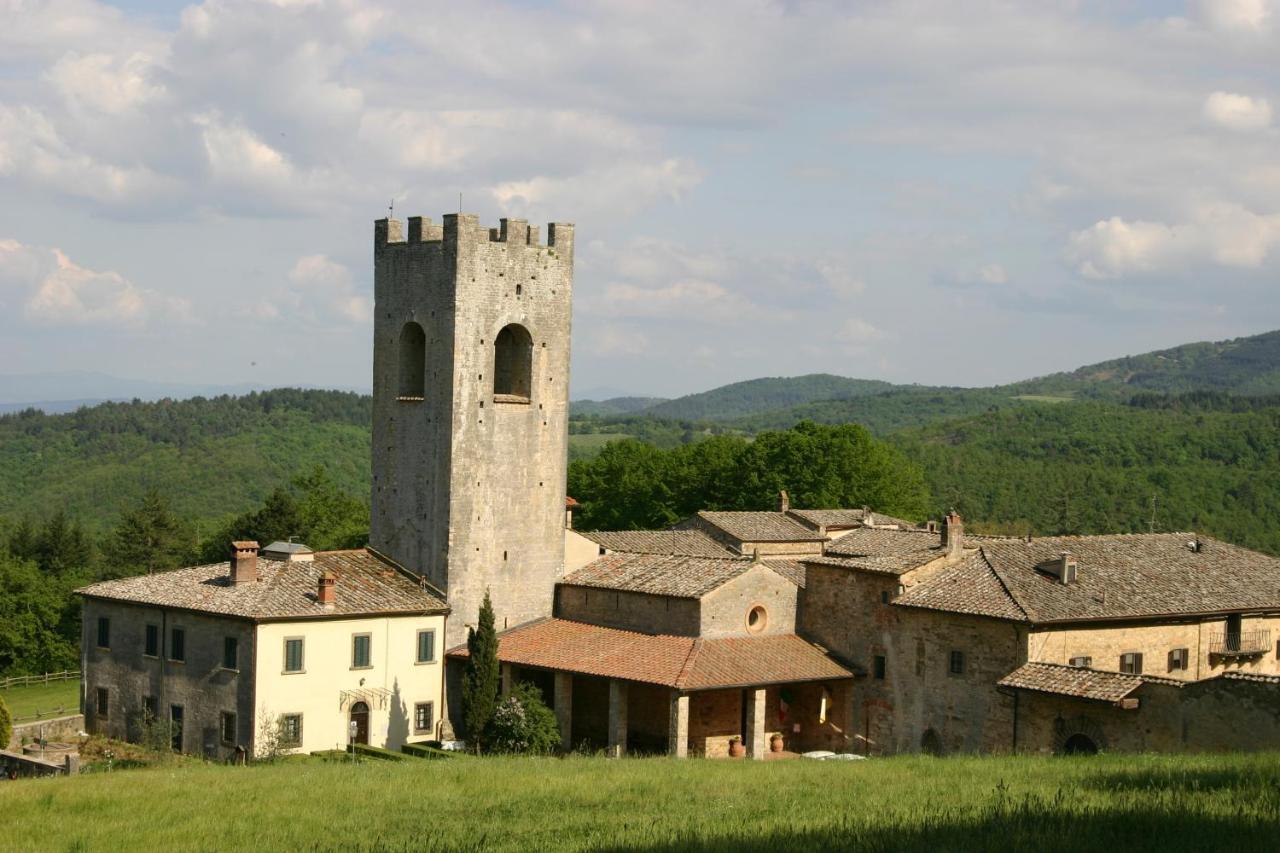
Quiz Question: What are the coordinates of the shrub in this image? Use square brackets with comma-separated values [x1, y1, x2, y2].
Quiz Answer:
[486, 682, 560, 755]
[0, 695, 11, 749]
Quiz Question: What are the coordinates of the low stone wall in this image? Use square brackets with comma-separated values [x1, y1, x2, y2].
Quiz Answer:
[1, 748, 78, 779]
[9, 714, 85, 751]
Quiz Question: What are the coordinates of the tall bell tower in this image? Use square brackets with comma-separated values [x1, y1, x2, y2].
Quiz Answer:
[369, 213, 574, 649]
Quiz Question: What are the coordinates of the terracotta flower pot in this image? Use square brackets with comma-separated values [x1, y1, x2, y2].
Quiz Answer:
[770, 734, 784, 753]
[728, 739, 745, 758]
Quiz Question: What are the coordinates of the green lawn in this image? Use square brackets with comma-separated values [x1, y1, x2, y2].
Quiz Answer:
[0, 679, 79, 723]
[2, 752, 1278, 851]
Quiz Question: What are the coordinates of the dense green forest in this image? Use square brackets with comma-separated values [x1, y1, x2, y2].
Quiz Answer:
[3, 327, 1280, 676]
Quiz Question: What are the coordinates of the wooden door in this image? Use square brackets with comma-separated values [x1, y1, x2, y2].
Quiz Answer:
[350, 702, 370, 745]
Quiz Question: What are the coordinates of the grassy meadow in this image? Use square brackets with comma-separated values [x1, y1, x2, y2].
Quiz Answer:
[1, 751, 1278, 851]
[1, 679, 79, 723]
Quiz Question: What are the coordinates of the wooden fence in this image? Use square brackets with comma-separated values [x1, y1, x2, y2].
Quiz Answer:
[0, 670, 79, 691]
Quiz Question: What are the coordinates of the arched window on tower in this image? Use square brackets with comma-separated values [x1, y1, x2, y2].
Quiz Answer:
[398, 322, 426, 400]
[493, 323, 533, 401]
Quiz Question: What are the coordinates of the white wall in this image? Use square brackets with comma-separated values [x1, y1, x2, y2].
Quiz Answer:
[253, 613, 446, 755]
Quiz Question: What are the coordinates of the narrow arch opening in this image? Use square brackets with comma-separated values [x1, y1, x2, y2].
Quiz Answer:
[494, 323, 533, 400]
[921, 728, 944, 756]
[398, 322, 426, 400]
[1063, 734, 1098, 755]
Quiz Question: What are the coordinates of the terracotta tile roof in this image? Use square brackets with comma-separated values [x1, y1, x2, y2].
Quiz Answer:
[787, 508, 917, 530]
[997, 662, 1147, 703]
[577, 530, 734, 559]
[77, 549, 447, 620]
[894, 551, 1028, 622]
[448, 618, 852, 690]
[694, 511, 827, 543]
[980, 533, 1280, 623]
[763, 559, 807, 589]
[1219, 671, 1280, 685]
[563, 552, 798, 598]
[806, 528, 954, 575]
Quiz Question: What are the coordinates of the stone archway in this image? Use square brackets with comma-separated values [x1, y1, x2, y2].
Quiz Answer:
[1053, 714, 1106, 755]
[920, 727, 944, 756]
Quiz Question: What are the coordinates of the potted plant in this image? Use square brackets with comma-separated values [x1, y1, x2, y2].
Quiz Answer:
[770, 733, 784, 753]
[728, 736, 745, 758]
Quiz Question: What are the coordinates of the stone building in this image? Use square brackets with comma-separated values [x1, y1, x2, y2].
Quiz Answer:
[78, 543, 447, 758]
[78, 211, 1280, 759]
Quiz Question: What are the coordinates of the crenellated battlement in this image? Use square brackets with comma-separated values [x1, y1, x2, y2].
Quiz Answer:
[375, 214, 574, 257]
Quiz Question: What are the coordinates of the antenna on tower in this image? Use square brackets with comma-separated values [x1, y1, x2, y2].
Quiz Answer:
[388, 198, 394, 219]
[459, 191, 463, 213]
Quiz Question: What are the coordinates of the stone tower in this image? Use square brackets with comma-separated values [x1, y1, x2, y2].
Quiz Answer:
[370, 213, 574, 649]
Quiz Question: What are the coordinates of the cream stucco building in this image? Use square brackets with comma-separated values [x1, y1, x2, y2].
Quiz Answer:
[78, 542, 448, 758]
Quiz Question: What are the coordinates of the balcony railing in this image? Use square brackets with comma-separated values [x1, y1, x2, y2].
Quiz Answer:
[1209, 629, 1272, 657]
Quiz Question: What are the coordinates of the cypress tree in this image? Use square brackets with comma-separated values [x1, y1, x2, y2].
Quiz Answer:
[461, 589, 500, 752]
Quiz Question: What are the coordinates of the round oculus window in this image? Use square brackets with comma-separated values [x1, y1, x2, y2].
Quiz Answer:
[747, 605, 767, 633]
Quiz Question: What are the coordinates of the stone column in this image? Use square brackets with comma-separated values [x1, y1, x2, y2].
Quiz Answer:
[745, 687, 767, 759]
[500, 663, 512, 697]
[554, 671, 573, 752]
[668, 692, 689, 758]
[607, 679, 629, 758]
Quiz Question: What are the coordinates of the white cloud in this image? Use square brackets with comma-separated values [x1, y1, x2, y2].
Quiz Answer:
[1067, 204, 1280, 278]
[47, 52, 166, 115]
[0, 238, 191, 327]
[258, 254, 371, 325]
[492, 159, 703, 220]
[1193, 0, 1274, 33]
[1203, 91, 1272, 130]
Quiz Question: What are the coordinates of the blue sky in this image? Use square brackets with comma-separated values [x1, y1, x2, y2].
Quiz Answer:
[1, 0, 1278, 398]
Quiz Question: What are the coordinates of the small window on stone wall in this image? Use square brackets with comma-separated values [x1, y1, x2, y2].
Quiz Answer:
[1119, 651, 1143, 674]
[948, 650, 965, 675]
[1168, 648, 1189, 671]
[874, 655, 887, 680]
[398, 321, 426, 400]
[494, 323, 533, 400]
[747, 605, 767, 633]
[1069, 656, 1093, 668]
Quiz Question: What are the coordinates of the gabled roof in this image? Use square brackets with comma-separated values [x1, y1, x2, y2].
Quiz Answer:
[809, 527, 950, 575]
[576, 529, 734, 559]
[694, 511, 827, 543]
[562, 552, 796, 599]
[894, 551, 1028, 622]
[787, 508, 916, 530]
[997, 661, 1152, 703]
[447, 618, 853, 691]
[77, 549, 447, 620]
[979, 534, 1280, 623]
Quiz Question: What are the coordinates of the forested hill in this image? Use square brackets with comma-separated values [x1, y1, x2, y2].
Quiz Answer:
[1006, 329, 1280, 399]
[890, 394, 1280, 556]
[592, 374, 899, 422]
[0, 390, 371, 532]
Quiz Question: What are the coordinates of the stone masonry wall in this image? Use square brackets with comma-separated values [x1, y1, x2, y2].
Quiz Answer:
[554, 586, 700, 636]
[371, 215, 575, 649]
[800, 562, 1027, 755]
[699, 564, 798, 638]
[1030, 613, 1280, 681]
[82, 599, 255, 761]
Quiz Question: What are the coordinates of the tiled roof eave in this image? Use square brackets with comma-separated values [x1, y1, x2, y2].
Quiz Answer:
[556, 580, 701, 601]
[1028, 604, 1280, 627]
[891, 598, 1030, 623]
[77, 590, 447, 622]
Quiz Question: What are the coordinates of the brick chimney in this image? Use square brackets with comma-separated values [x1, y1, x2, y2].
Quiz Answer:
[318, 571, 336, 608]
[230, 541, 260, 585]
[777, 490, 790, 513]
[941, 511, 964, 558]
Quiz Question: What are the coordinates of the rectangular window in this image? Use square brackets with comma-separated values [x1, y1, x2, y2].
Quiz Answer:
[220, 711, 237, 745]
[95, 687, 109, 718]
[874, 655, 887, 680]
[352, 633, 372, 669]
[949, 650, 965, 675]
[414, 702, 435, 734]
[1068, 656, 1093, 668]
[880, 590, 890, 604]
[223, 636, 239, 671]
[1168, 648, 1189, 671]
[144, 624, 159, 657]
[1119, 652, 1143, 675]
[284, 638, 304, 673]
[96, 616, 110, 649]
[416, 629, 436, 664]
[279, 714, 303, 746]
[143, 695, 158, 721]
[170, 705, 184, 752]
[169, 627, 186, 663]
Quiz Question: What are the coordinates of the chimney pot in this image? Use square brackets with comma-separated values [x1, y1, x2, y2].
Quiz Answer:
[318, 571, 337, 607]
[229, 541, 260, 585]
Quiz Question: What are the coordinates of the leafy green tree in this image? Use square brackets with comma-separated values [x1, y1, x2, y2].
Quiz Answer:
[0, 552, 79, 676]
[31, 511, 94, 577]
[486, 682, 560, 755]
[102, 490, 193, 578]
[462, 590, 500, 752]
[0, 693, 11, 749]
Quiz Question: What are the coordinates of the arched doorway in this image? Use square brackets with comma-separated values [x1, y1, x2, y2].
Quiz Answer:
[920, 728, 944, 756]
[1062, 733, 1098, 755]
[350, 701, 370, 745]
